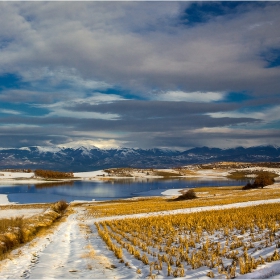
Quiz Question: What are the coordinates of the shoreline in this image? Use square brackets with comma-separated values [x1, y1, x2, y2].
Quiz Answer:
[0, 194, 13, 205]
[1, 165, 279, 185]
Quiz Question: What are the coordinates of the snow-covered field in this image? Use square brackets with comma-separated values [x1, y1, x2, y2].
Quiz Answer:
[0, 199, 280, 279]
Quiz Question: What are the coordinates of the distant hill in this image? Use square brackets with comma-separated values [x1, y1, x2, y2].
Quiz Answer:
[0, 145, 279, 172]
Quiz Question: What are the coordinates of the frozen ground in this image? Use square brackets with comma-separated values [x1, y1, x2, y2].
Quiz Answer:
[0, 208, 45, 219]
[0, 199, 280, 279]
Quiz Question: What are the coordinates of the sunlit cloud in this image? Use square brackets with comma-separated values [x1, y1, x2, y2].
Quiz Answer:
[35, 93, 125, 120]
[58, 139, 123, 149]
[154, 91, 225, 102]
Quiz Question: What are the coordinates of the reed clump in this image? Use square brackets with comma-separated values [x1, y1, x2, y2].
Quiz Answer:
[0, 200, 68, 260]
[174, 189, 197, 201]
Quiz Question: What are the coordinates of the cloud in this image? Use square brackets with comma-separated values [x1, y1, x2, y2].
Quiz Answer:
[0, 2, 280, 96]
[153, 91, 225, 102]
[35, 93, 124, 120]
[58, 139, 123, 149]
[67, 100, 241, 119]
[46, 109, 119, 120]
[209, 104, 280, 126]
[0, 109, 21, 115]
[0, 2, 280, 149]
[0, 98, 261, 149]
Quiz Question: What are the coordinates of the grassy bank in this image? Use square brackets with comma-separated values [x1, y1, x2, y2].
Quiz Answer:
[0, 200, 68, 260]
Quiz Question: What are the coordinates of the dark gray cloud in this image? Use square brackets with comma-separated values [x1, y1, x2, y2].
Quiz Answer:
[0, 99, 261, 149]
[66, 100, 241, 118]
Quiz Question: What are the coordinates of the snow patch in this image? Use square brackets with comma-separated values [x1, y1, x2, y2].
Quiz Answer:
[0, 194, 12, 205]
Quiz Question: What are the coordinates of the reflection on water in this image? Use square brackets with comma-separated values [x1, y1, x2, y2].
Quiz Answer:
[100, 177, 230, 184]
[35, 181, 74, 189]
[1, 178, 248, 204]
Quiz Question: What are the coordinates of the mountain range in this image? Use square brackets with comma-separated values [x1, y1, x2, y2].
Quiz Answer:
[0, 145, 280, 172]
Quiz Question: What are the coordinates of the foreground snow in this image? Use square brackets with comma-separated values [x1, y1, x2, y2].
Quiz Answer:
[0, 208, 137, 279]
[0, 198, 280, 279]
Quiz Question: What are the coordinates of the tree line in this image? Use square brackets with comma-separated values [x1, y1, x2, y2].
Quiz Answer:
[34, 169, 74, 179]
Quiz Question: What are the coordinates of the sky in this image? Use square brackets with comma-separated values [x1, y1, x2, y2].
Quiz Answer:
[0, 1, 280, 150]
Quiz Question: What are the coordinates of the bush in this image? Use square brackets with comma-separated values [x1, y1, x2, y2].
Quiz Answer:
[242, 182, 257, 190]
[51, 200, 68, 213]
[254, 172, 275, 188]
[243, 172, 275, 190]
[174, 189, 197, 201]
[34, 169, 74, 179]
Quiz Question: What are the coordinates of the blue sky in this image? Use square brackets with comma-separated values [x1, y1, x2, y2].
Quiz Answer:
[0, 1, 280, 150]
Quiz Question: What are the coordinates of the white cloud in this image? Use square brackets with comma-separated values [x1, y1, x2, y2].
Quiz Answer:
[21, 67, 110, 90]
[0, 124, 39, 128]
[46, 109, 119, 120]
[209, 105, 280, 124]
[0, 109, 21, 115]
[191, 127, 236, 134]
[154, 91, 225, 102]
[35, 93, 124, 120]
[58, 139, 123, 149]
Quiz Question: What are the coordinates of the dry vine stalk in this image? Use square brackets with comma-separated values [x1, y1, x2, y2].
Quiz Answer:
[95, 203, 280, 278]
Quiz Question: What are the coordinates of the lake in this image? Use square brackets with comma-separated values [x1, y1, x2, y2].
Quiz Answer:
[0, 178, 248, 204]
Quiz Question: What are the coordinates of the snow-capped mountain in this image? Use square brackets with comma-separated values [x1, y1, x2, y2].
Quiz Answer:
[0, 145, 279, 172]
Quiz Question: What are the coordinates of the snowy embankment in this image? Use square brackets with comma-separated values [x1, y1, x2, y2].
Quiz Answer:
[0, 171, 73, 185]
[0, 194, 12, 205]
[0, 171, 40, 185]
[0, 198, 280, 279]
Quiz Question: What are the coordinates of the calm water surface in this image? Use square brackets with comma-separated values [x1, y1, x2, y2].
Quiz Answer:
[1, 179, 247, 204]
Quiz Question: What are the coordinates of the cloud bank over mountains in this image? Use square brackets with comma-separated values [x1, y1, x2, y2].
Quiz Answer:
[0, 2, 280, 149]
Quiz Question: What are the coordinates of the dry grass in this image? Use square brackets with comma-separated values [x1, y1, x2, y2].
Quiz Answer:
[0, 204, 49, 211]
[0, 200, 69, 260]
[95, 203, 280, 278]
[86, 185, 280, 217]
[175, 169, 199, 176]
[81, 244, 96, 259]
[153, 171, 181, 177]
[227, 170, 278, 180]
